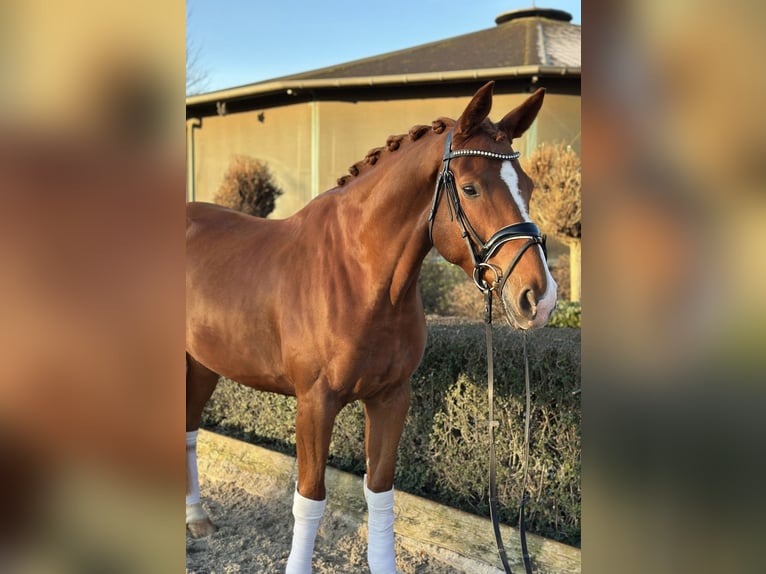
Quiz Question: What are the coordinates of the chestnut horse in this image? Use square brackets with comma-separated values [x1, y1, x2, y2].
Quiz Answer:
[186, 82, 557, 573]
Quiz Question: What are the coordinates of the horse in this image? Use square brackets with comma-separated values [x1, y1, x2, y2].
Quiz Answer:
[186, 81, 557, 574]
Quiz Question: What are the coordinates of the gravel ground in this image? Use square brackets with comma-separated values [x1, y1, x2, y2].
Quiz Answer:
[186, 474, 465, 574]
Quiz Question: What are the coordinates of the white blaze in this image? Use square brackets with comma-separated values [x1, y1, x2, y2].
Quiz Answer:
[498, 161, 559, 327]
[500, 160, 530, 221]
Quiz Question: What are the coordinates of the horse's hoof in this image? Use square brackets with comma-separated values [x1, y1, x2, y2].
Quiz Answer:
[186, 502, 217, 538]
[186, 517, 218, 538]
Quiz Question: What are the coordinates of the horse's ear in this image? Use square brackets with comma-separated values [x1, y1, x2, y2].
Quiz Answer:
[498, 88, 545, 139]
[455, 81, 495, 137]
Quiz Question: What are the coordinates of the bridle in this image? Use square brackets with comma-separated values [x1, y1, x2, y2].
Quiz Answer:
[428, 130, 547, 295]
[429, 130, 542, 574]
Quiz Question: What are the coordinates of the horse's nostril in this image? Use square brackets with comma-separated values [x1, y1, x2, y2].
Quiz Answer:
[518, 288, 538, 318]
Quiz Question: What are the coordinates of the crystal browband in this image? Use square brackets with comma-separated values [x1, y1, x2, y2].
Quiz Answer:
[445, 148, 520, 161]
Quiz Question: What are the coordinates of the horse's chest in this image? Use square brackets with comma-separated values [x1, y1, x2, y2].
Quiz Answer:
[282, 315, 426, 394]
[361, 326, 423, 365]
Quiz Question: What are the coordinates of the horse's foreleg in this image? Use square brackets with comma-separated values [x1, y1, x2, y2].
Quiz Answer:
[185, 354, 219, 538]
[286, 392, 340, 574]
[362, 381, 411, 574]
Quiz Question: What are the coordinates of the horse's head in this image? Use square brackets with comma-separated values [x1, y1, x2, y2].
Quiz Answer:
[429, 82, 557, 329]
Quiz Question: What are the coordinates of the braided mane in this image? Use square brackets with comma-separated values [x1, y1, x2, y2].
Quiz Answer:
[336, 117, 510, 187]
[335, 122, 444, 186]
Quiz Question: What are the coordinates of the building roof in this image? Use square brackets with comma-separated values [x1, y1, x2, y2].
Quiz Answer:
[273, 8, 579, 82]
[187, 7, 580, 115]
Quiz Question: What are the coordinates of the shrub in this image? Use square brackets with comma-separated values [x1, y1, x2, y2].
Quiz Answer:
[548, 301, 581, 328]
[549, 251, 571, 302]
[202, 322, 581, 546]
[213, 155, 283, 217]
[418, 251, 465, 316]
[524, 142, 582, 302]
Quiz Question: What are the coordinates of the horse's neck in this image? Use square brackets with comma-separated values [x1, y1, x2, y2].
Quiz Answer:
[339, 138, 441, 307]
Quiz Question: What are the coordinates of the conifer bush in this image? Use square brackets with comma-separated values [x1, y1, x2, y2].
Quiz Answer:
[213, 155, 282, 217]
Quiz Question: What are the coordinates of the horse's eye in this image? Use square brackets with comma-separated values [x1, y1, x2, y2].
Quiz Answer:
[462, 184, 479, 197]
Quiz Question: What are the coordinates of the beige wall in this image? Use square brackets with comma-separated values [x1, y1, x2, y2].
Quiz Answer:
[190, 102, 314, 217]
[189, 92, 580, 219]
[318, 93, 580, 193]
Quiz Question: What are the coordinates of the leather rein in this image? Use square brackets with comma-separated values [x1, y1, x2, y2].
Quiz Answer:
[428, 130, 541, 574]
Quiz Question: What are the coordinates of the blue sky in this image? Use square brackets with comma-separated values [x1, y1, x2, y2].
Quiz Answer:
[187, 1, 581, 94]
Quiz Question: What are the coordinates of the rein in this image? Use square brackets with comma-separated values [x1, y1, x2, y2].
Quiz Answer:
[485, 290, 534, 574]
[429, 130, 540, 574]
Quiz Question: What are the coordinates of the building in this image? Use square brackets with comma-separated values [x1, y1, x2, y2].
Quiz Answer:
[185, 7, 580, 218]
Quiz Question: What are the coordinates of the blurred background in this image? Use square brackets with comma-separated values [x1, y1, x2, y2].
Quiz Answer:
[1, 0, 764, 572]
[583, 0, 766, 573]
[0, 1, 185, 572]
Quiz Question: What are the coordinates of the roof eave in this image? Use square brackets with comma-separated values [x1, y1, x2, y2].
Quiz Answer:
[185, 66, 581, 107]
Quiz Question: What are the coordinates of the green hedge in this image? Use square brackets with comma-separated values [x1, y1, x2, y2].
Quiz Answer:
[548, 301, 581, 328]
[418, 253, 465, 316]
[202, 323, 581, 546]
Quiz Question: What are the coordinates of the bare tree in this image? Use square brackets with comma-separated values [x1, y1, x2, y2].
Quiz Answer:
[524, 142, 582, 301]
[186, 2, 208, 95]
[213, 156, 283, 218]
[186, 46, 207, 95]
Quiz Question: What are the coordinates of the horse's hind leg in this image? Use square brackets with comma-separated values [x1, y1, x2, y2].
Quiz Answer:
[363, 381, 411, 574]
[186, 353, 219, 538]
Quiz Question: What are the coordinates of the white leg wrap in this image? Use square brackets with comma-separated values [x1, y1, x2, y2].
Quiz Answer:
[186, 430, 200, 507]
[285, 487, 326, 574]
[364, 474, 398, 574]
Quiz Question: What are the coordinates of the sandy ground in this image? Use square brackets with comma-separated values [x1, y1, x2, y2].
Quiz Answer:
[186, 475, 465, 574]
[185, 431, 580, 574]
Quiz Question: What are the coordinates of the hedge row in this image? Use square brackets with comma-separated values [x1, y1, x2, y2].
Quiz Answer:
[547, 301, 581, 328]
[202, 322, 581, 546]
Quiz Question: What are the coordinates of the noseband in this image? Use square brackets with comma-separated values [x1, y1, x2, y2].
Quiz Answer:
[428, 131, 547, 293]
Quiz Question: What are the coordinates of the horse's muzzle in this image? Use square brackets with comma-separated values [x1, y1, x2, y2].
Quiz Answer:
[500, 277, 558, 330]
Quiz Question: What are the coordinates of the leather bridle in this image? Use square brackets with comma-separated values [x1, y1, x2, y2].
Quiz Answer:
[429, 130, 541, 574]
[428, 131, 547, 295]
